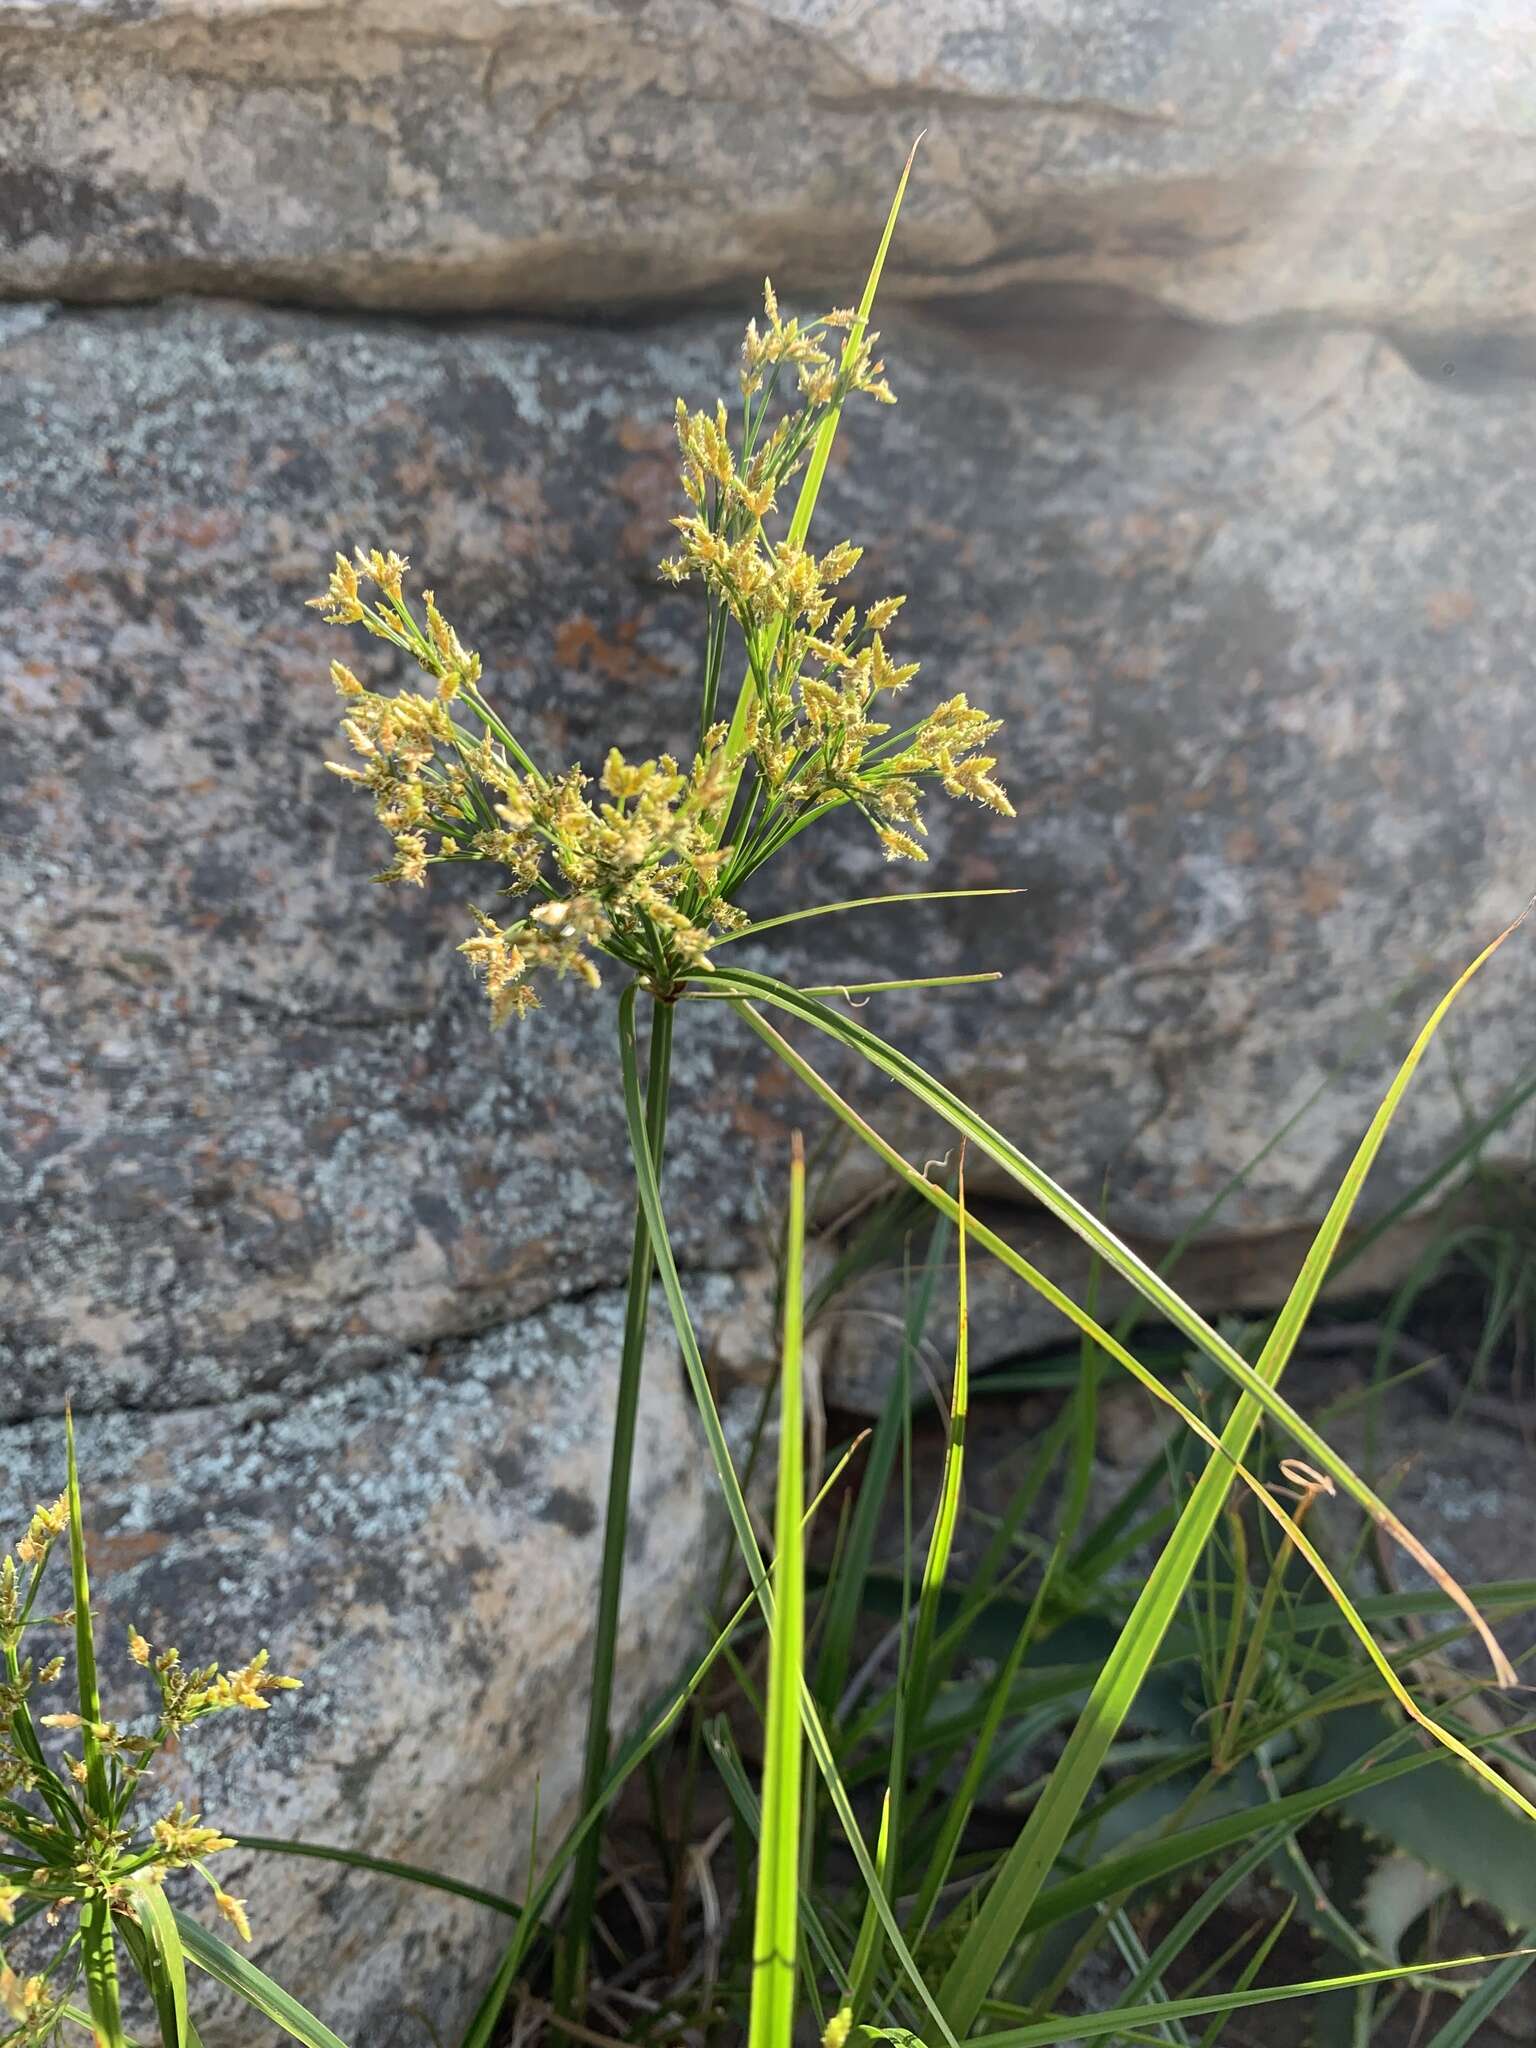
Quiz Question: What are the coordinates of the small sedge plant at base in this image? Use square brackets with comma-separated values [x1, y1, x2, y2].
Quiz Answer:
[306, 146, 1535, 2046]
[0, 1414, 347, 2048]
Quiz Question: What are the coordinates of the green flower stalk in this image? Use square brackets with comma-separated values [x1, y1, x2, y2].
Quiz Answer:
[305, 152, 1023, 2029]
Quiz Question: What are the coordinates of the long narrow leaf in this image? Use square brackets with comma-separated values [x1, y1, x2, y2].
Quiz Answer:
[132, 1879, 190, 2048]
[710, 889, 1022, 948]
[82, 1891, 129, 2048]
[1422, 1936, 1536, 2047]
[707, 1717, 850, 1996]
[173, 1910, 351, 2048]
[720, 981, 1536, 2029]
[905, 1150, 969, 1728]
[712, 936, 1524, 1676]
[748, 1141, 807, 2048]
[971, 1951, 1532, 2048]
[1023, 1747, 1438, 1936]
[236, 1837, 519, 1919]
[728, 1000, 1536, 1815]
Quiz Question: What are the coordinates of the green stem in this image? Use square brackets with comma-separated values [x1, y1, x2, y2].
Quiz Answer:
[556, 995, 675, 2018]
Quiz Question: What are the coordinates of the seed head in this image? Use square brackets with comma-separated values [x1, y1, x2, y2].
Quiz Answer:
[214, 1888, 252, 1943]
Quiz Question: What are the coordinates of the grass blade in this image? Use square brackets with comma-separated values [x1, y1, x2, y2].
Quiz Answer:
[710, 889, 1022, 947]
[133, 1877, 190, 2048]
[716, 967, 1536, 2029]
[1022, 1748, 1439, 1937]
[1422, 1936, 1536, 2046]
[173, 1910, 351, 2048]
[235, 1837, 519, 1919]
[905, 1154, 970, 1736]
[973, 1951, 1532, 2047]
[1194, 1900, 1294, 2048]
[714, 935, 1524, 1679]
[82, 1891, 130, 2048]
[1120, 1828, 1294, 2009]
[748, 1136, 808, 2048]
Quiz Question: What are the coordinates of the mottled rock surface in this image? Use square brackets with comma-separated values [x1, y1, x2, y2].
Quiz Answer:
[5, 296, 1536, 1412]
[0, 1280, 765, 2046]
[6, 290, 1536, 2039]
[5, 2, 1536, 331]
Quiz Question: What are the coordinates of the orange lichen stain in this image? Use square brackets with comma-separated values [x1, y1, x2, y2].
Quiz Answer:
[1225, 826, 1260, 862]
[92, 1530, 167, 1571]
[552, 615, 668, 683]
[1298, 868, 1342, 916]
[253, 1185, 304, 1225]
[1424, 589, 1477, 631]
[163, 507, 238, 550]
[1113, 647, 1162, 683]
[616, 415, 671, 455]
[731, 1102, 791, 1143]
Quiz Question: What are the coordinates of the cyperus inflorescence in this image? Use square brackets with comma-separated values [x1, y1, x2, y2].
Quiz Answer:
[310, 282, 1013, 1024]
[0, 1431, 307, 2044]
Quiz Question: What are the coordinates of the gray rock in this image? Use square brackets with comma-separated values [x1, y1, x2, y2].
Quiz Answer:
[0, 300, 782, 1415]
[6, 290, 1536, 2035]
[4, 2, 1536, 331]
[0, 1280, 767, 2047]
[5, 296, 1536, 1411]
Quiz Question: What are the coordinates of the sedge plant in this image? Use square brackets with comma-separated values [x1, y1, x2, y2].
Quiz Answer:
[0, 1415, 344, 2048]
[303, 147, 1536, 2041]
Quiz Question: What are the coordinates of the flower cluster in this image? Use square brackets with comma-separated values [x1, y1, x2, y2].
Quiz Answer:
[311, 281, 1011, 1024]
[663, 528, 1012, 864]
[0, 1457, 302, 2028]
[451, 737, 741, 1023]
[313, 551, 748, 1019]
